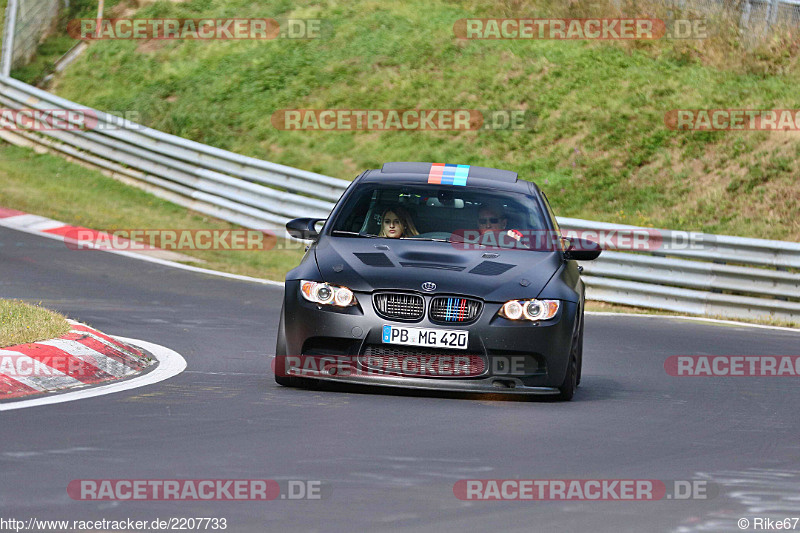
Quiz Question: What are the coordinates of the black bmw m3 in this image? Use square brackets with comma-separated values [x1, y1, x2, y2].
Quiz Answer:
[274, 162, 601, 400]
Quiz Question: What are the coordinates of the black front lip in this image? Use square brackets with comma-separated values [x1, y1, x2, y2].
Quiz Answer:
[284, 366, 561, 395]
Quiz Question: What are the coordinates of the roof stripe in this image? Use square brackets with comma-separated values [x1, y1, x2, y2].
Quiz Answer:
[428, 163, 469, 185]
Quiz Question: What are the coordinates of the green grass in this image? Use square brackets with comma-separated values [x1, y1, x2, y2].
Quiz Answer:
[11, 34, 78, 85]
[0, 299, 71, 347]
[0, 144, 305, 280]
[27, 0, 798, 241]
[9, 0, 125, 86]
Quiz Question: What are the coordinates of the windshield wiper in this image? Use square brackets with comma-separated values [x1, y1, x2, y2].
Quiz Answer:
[447, 234, 485, 246]
[331, 230, 378, 238]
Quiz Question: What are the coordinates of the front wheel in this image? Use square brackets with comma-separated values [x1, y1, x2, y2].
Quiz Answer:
[273, 306, 299, 387]
[556, 353, 578, 401]
[556, 310, 583, 401]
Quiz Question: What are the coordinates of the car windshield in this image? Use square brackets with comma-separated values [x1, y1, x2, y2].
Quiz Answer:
[329, 183, 551, 249]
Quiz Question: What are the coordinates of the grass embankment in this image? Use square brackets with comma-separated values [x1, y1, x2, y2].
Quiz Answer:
[24, 0, 799, 241]
[0, 299, 71, 347]
[0, 145, 305, 279]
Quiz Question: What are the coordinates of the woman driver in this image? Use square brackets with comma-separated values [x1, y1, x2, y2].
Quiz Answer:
[378, 206, 419, 238]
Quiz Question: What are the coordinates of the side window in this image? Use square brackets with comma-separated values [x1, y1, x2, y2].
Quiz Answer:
[335, 193, 371, 233]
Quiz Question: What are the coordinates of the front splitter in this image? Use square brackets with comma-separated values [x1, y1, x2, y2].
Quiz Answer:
[285, 371, 560, 395]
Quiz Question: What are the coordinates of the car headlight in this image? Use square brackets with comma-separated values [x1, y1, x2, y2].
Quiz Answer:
[499, 299, 559, 321]
[300, 280, 357, 307]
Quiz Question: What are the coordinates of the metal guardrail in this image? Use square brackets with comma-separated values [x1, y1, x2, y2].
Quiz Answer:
[559, 219, 800, 321]
[1, 0, 20, 76]
[559, 217, 800, 269]
[0, 75, 347, 232]
[0, 74, 798, 322]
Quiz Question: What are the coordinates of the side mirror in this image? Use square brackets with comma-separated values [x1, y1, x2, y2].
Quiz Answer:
[286, 218, 325, 240]
[562, 237, 602, 261]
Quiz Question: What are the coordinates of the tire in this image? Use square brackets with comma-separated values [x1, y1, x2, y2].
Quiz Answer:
[556, 309, 582, 401]
[275, 374, 298, 387]
[575, 309, 584, 387]
[556, 353, 578, 401]
[273, 306, 299, 387]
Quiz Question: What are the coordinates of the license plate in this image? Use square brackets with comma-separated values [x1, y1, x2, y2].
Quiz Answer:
[382, 325, 468, 350]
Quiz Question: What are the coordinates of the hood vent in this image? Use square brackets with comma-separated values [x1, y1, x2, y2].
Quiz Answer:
[399, 262, 465, 271]
[469, 261, 515, 276]
[354, 253, 394, 267]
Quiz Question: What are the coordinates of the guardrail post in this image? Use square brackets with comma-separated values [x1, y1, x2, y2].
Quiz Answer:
[1, 0, 20, 76]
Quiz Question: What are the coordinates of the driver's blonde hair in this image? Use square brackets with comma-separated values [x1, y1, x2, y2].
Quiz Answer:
[378, 206, 419, 237]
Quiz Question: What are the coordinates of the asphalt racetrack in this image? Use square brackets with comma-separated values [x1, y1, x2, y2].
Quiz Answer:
[1, 225, 799, 533]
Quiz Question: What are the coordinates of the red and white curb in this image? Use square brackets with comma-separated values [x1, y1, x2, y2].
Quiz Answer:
[0, 206, 191, 262]
[0, 206, 281, 286]
[0, 320, 186, 410]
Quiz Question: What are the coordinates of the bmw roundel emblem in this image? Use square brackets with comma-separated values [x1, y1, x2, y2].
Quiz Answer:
[421, 282, 436, 292]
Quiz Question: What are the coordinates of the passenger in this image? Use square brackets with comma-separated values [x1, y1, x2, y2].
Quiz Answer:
[477, 202, 508, 231]
[477, 201, 526, 248]
[378, 206, 419, 238]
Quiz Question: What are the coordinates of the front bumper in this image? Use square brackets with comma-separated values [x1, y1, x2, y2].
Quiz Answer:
[279, 280, 578, 392]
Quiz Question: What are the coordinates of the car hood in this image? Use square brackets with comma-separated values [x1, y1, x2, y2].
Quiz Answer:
[312, 236, 562, 302]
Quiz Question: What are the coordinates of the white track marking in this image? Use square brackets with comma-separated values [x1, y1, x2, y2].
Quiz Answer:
[586, 311, 800, 334]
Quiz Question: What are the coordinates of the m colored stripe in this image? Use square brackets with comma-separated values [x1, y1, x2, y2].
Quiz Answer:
[428, 163, 444, 184]
[428, 163, 469, 185]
